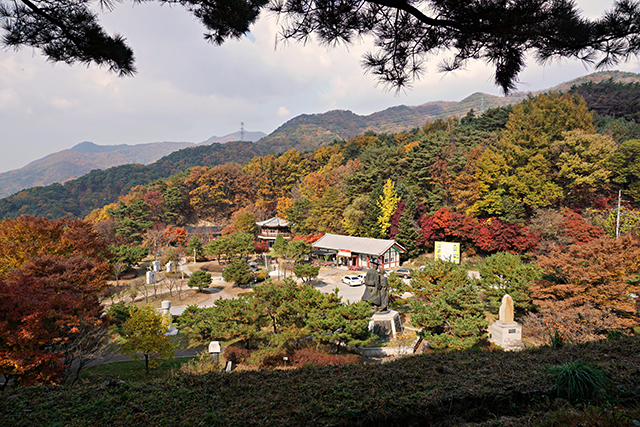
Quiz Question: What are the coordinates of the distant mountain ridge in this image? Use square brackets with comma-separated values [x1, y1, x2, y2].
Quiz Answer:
[0, 141, 197, 199]
[258, 71, 640, 154]
[258, 92, 529, 152]
[0, 130, 265, 199]
[200, 131, 267, 145]
[1, 70, 639, 213]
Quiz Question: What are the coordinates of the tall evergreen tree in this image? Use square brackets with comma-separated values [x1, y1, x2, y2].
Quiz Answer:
[395, 192, 420, 259]
[362, 182, 383, 239]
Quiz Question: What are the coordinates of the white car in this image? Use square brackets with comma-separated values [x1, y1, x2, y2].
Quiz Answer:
[342, 275, 364, 286]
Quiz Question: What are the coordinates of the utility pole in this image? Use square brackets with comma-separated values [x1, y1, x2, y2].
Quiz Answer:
[615, 190, 622, 239]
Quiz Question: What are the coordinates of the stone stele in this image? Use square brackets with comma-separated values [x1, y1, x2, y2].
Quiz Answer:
[498, 294, 514, 323]
[489, 294, 521, 350]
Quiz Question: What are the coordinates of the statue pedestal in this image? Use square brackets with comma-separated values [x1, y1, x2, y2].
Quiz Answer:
[489, 320, 522, 350]
[369, 310, 403, 339]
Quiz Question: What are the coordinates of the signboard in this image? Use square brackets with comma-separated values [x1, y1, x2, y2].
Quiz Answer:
[434, 241, 461, 264]
[337, 249, 352, 257]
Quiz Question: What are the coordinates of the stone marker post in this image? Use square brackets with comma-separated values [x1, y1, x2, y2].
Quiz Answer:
[209, 341, 221, 363]
[161, 300, 172, 327]
[146, 270, 156, 285]
[489, 294, 522, 350]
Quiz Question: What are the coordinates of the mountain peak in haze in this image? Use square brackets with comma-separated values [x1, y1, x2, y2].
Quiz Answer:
[200, 130, 267, 145]
[71, 141, 123, 154]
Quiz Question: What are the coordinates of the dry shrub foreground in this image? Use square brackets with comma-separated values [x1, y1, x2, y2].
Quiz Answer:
[1, 336, 639, 427]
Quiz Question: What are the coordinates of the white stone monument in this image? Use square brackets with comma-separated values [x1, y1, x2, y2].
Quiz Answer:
[209, 341, 221, 363]
[489, 294, 522, 350]
[146, 270, 156, 285]
[161, 300, 178, 335]
[161, 300, 172, 326]
[152, 260, 160, 272]
[166, 261, 175, 273]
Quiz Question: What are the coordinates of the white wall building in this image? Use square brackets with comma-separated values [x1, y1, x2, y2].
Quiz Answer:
[312, 233, 406, 269]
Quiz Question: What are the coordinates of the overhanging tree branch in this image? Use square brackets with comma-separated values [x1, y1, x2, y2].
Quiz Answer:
[2, 0, 640, 93]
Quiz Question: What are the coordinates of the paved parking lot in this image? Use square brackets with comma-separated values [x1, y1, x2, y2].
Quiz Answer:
[312, 267, 367, 303]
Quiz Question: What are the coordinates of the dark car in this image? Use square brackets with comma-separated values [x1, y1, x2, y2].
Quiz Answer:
[395, 268, 412, 279]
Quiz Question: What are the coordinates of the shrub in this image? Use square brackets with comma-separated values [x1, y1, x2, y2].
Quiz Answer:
[312, 260, 334, 267]
[522, 302, 624, 346]
[177, 351, 222, 376]
[546, 360, 609, 404]
[253, 271, 269, 282]
[222, 261, 252, 285]
[249, 347, 290, 367]
[347, 265, 363, 271]
[106, 301, 131, 327]
[223, 346, 251, 365]
[120, 269, 138, 280]
[187, 270, 212, 291]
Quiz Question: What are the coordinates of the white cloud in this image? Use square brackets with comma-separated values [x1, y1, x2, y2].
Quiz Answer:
[276, 106, 290, 117]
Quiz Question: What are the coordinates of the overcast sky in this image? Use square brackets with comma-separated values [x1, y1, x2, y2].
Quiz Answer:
[1, 0, 639, 174]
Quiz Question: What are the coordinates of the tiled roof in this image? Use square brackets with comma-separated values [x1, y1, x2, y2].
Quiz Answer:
[312, 233, 405, 256]
[256, 217, 290, 227]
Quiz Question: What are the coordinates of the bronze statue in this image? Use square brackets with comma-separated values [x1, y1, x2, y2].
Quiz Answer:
[361, 261, 388, 312]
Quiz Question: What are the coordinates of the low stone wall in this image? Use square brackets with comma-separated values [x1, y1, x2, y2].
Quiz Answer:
[356, 336, 423, 357]
[356, 346, 414, 357]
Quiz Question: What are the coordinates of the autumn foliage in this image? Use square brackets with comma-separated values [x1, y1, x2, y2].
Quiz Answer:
[532, 234, 640, 328]
[419, 208, 539, 254]
[0, 216, 111, 385]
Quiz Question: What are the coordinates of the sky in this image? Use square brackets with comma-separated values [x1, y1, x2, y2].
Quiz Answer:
[1, 0, 639, 174]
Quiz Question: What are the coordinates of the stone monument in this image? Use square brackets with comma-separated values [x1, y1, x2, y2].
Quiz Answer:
[208, 341, 221, 363]
[146, 270, 156, 285]
[361, 261, 403, 339]
[489, 294, 522, 350]
[161, 300, 179, 336]
[166, 261, 175, 273]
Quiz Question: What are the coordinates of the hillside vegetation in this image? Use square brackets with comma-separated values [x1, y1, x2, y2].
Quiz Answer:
[2, 78, 640, 427]
[1, 336, 638, 426]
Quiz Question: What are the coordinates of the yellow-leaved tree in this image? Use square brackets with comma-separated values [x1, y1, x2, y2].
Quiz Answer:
[377, 179, 400, 238]
[121, 305, 176, 374]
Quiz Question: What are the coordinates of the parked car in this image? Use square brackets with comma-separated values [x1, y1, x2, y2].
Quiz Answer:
[395, 268, 412, 279]
[342, 275, 364, 286]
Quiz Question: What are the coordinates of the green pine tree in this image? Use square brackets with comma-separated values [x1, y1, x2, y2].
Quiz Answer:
[395, 192, 420, 259]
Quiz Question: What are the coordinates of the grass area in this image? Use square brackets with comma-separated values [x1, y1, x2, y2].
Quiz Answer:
[79, 357, 197, 384]
[2, 336, 639, 426]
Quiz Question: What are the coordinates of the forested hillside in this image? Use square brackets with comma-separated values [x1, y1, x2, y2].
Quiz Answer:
[258, 92, 527, 150]
[3, 81, 640, 401]
[76, 86, 640, 257]
[70, 87, 640, 364]
[0, 141, 269, 219]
